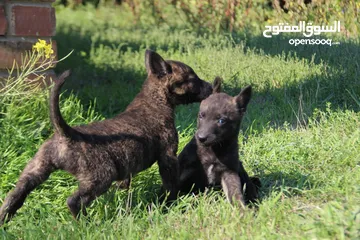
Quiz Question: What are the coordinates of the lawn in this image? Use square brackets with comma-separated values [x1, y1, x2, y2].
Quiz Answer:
[0, 4, 359, 239]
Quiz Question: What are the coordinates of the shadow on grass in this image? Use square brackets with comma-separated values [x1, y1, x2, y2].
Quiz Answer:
[258, 171, 315, 198]
[54, 30, 147, 118]
[239, 34, 360, 128]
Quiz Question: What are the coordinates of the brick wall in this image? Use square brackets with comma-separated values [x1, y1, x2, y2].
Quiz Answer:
[0, 0, 57, 82]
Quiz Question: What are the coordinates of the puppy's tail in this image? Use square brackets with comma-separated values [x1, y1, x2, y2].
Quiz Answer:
[49, 70, 75, 138]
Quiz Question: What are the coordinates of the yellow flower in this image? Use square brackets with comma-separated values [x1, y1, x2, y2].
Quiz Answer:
[45, 47, 54, 59]
[32, 39, 47, 52]
[32, 39, 54, 59]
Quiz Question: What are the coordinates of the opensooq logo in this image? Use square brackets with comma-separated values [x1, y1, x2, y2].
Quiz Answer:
[263, 21, 341, 46]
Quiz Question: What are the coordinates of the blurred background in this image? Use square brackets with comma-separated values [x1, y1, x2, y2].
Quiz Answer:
[55, 0, 359, 35]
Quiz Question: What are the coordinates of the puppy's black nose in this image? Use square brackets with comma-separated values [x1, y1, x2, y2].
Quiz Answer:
[197, 133, 207, 143]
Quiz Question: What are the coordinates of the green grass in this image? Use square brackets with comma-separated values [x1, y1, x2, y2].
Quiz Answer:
[1, 5, 360, 239]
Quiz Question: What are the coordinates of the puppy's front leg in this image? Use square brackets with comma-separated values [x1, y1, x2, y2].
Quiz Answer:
[158, 145, 179, 201]
[221, 171, 246, 210]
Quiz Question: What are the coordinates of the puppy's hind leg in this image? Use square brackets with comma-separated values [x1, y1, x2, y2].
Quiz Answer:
[67, 176, 113, 219]
[0, 152, 55, 225]
[221, 171, 246, 210]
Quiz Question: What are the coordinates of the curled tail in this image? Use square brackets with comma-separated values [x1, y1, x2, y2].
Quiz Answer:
[50, 70, 75, 138]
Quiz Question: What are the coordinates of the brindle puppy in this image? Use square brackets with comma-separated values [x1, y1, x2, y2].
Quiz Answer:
[178, 79, 260, 208]
[0, 50, 213, 225]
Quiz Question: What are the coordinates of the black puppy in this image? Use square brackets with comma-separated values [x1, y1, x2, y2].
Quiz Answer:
[178, 78, 260, 208]
[0, 50, 213, 225]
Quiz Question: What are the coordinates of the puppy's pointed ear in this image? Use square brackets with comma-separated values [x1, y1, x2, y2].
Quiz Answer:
[145, 49, 172, 78]
[212, 76, 222, 93]
[234, 85, 252, 113]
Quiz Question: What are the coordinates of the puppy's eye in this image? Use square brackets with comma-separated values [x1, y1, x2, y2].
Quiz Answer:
[218, 118, 226, 125]
[199, 112, 205, 119]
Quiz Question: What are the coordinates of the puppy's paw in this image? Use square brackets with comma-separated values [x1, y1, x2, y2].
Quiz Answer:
[244, 176, 261, 205]
[158, 186, 178, 206]
[249, 176, 262, 189]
